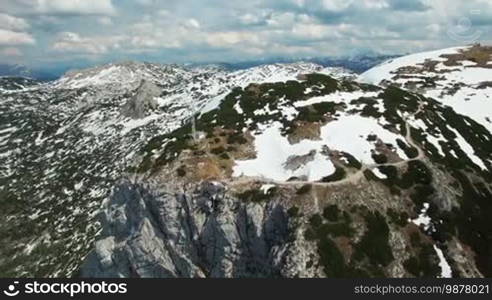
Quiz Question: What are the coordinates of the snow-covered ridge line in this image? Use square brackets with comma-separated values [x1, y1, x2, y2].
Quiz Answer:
[359, 44, 492, 135]
[358, 46, 470, 84]
[52, 61, 355, 90]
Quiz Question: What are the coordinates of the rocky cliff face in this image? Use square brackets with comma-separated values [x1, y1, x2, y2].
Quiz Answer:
[82, 157, 485, 278]
[82, 180, 315, 278]
[121, 80, 160, 119]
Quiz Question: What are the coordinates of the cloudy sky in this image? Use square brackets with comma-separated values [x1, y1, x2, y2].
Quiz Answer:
[0, 0, 491, 69]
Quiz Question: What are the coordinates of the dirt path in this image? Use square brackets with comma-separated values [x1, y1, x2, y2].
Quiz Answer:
[229, 103, 427, 188]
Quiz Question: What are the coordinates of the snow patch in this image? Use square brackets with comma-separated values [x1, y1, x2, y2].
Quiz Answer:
[411, 203, 432, 231]
[233, 114, 408, 181]
[120, 114, 162, 135]
[433, 245, 452, 278]
[260, 184, 276, 194]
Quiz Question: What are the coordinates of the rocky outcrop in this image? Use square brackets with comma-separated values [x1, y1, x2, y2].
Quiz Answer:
[81, 180, 314, 278]
[121, 80, 160, 119]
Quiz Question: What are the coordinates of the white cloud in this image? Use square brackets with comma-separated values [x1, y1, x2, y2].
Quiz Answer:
[206, 31, 265, 48]
[186, 19, 201, 29]
[98, 17, 113, 25]
[4, 0, 116, 16]
[291, 23, 335, 39]
[157, 9, 171, 17]
[39, 0, 116, 15]
[53, 32, 122, 54]
[129, 36, 182, 49]
[135, 0, 156, 6]
[125, 15, 204, 51]
[363, 0, 389, 9]
[266, 12, 297, 28]
[239, 13, 261, 25]
[0, 29, 35, 46]
[0, 13, 30, 31]
[1, 0, 490, 64]
[321, 0, 353, 12]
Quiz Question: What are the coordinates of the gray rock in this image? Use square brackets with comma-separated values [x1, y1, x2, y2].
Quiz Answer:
[121, 80, 160, 119]
[81, 180, 303, 278]
[283, 150, 317, 171]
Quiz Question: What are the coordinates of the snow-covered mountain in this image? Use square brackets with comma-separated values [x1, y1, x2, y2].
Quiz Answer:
[1, 53, 491, 278]
[0, 62, 353, 277]
[0, 64, 32, 78]
[360, 44, 492, 134]
[0, 76, 39, 92]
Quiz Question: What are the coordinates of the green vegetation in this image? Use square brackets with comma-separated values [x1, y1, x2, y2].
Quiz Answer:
[377, 161, 433, 193]
[304, 205, 366, 277]
[354, 211, 394, 268]
[342, 152, 362, 169]
[287, 206, 300, 218]
[372, 153, 388, 164]
[131, 71, 491, 279]
[210, 146, 226, 155]
[321, 167, 346, 183]
[387, 208, 409, 227]
[396, 139, 419, 159]
[219, 152, 230, 160]
[408, 99, 491, 177]
[176, 166, 186, 177]
[363, 169, 380, 182]
[403, 233, 440, 277]
[410, 185, 435, 208]
[447, 171, 492, 277]
[226, 132, 248, 145]
[400, 160, 433, 187]
[350, 97, 383, 119]
[296, 184, 312, 195]
[323, 205, 340, 222]
[296, 102, 339, 123]
[304, 73, 340, 93]
[197, 73, 353, 137]
[317, 237, 351, 277]
[237, 187, 277, 203]
[137, 123, 195, 173]
[305, 206, 398, 277]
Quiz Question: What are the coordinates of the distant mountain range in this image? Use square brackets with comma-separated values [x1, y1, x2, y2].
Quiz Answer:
[214, 55, 398, 73]
[0, 64, 65, 81]
[0, 55, 397, 82]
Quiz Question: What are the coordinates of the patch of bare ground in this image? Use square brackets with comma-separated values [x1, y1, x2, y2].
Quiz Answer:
[477, 81, 492, 89]
[323, 149, 356, 170]
[311, 179, 404, 212]
[447, 238, 484, 277]
[374, 139, 405, 164]
[158, 126, 258, 182]
[244, 83, 262, 96]
[287, 121, 322, 144]
[390, 45, 492, 85]
[441, 44, 492, 68]
[335, 236, 354, 262]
